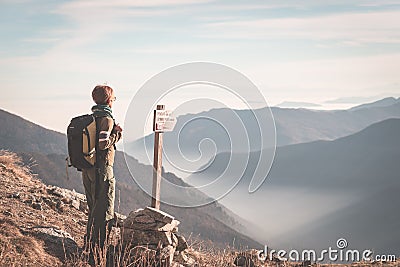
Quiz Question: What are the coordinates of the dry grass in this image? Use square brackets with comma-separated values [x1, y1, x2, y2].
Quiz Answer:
[0, 150, 33, 181]
[63, 232, 249, 267]
[0, 151, 84, 266]
[0, 218, 60, 266]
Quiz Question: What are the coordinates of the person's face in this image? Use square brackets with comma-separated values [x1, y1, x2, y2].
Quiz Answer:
[108, 93, 116, 108]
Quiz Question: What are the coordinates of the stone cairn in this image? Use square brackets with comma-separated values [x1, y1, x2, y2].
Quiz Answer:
[123, 207, 196, 267]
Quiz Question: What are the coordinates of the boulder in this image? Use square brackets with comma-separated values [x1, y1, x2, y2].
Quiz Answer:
[122, 207, 196, 267]
[124, 228, 174, 247]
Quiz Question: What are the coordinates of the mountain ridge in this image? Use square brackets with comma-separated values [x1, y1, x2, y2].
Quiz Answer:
[126, 100, 400, 173]
[0, 109, 66, 155]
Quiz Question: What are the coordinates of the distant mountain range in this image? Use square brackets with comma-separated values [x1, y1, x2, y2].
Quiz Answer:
[0, 108, 261, 248]
[187, 118, 400, 255]
[126, 98, 400, 174]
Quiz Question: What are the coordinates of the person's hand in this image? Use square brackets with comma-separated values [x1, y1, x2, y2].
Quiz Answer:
[114, 124, 123, 133]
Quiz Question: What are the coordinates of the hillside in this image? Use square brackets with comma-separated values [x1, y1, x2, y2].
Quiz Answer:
[0, 108, 260, 248]
[0, 109, 66, 155]
[187, 119, 400, 254]
[350, 97, 400, 111]
[0, 151, 270, 266]
[0, 151, 86, 266]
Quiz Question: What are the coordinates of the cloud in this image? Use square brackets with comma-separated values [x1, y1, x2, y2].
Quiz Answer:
[202, 10, 400, 44]
[58, 0, 214, 9]
[45, 0, 211, 58]
[325, 96, 384, 104]
[245, 53, 400, 100]
[22, 37, 61, 43]
[357, 1, 400, 7]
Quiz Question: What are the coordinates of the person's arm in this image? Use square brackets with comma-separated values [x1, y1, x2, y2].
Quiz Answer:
[98, 117, 122, 150]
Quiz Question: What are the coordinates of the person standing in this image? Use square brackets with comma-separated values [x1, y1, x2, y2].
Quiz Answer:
[82, 85, 122, 264]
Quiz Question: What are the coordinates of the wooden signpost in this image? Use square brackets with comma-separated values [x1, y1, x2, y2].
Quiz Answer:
[151, 105, 176, 210]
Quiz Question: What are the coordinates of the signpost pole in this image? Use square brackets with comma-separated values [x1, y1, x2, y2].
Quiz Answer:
[151, 104, 164, 209]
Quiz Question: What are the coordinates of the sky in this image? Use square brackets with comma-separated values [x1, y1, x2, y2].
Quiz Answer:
[1, 0, 400, 136]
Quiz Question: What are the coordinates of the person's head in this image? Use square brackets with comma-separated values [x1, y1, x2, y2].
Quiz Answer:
[92, 85, 116, 108]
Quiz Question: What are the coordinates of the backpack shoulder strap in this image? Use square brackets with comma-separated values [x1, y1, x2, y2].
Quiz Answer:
[94, 114, 117, 151]
[94, 116, 100, 199]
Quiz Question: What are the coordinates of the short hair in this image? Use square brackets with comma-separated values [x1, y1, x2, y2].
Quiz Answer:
[92, 85, 114, 104]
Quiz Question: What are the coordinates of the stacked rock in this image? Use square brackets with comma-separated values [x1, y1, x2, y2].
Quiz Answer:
[123, 207, 192, 266]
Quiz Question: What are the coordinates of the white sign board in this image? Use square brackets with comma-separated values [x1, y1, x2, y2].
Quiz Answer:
[153, 110, 176, 132]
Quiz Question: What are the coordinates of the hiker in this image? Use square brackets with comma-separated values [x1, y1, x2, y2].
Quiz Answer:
[82, 85, 122, 261]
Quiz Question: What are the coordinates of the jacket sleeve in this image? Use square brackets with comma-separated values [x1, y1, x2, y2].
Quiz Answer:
[97, 117, 122, 150]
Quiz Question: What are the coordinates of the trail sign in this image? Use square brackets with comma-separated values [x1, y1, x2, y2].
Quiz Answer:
[151, 105, 176, 210]
[153, 109, 176, 132]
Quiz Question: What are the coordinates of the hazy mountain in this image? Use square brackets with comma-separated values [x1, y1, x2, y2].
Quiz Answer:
[275, 101, 321, 108]
[350, 97, 400, 111]
[186, 119, 400, 254]
[126, 100, 400, 173]
[0, 108, 261, 248]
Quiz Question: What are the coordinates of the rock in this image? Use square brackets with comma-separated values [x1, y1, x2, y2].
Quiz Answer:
[47, 186, 66, 198]
[61, 197, 71, 204]
[47, 185, 87, 213]
[123, 207, 196, 266]
[8, 192, 20, 199]
[114, 212, 126, 227]
[2, 210, 13, 217]
[27, 226, 78, 258]
[42, 197, 57, 210]
[70, 199, 80, 210]
[171, 232, 178, 247]
[124, 207, 180, 231]
[174, 251, 197, 267]
[56, 200, 64, 211]
[47, 185, 86, 203]
[175, 234, 188, 252]
[32, 202, 42, 211]
[145, 207, 174, 223]
[31, 226, 74, 240]
[124, 228, 174, 247]
[134, 213, 156, 224]
[159, 219, 180, 232]
[28, 195, 38, 204]
[233, 250, 265, 267]
[123, 207, 183, 249]
[234, 255, 255, 267]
